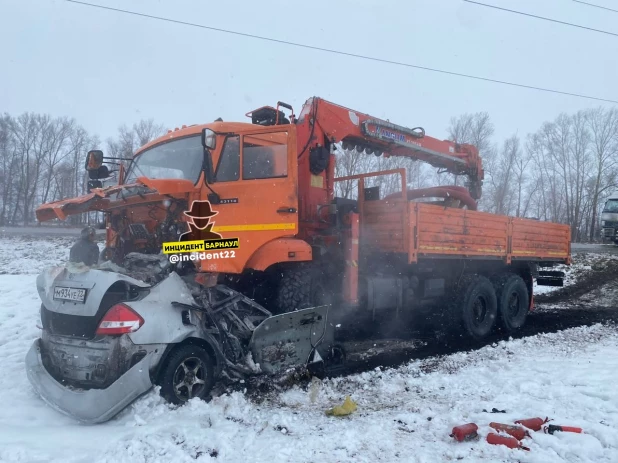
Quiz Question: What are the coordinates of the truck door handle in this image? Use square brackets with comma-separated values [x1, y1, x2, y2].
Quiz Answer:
[277, 207, 297, 213]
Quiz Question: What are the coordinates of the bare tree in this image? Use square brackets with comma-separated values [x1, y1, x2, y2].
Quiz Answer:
[40, 117, 76, 205]
[513, 138, 533, 217]
[447, 112, 495, 201]
[585, 107, 618, 240]
[485, 135, 519, 215]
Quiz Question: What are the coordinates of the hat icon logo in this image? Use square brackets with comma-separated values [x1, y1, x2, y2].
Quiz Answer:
[183, 200, 219, 219]
[179, 200, 222, 242]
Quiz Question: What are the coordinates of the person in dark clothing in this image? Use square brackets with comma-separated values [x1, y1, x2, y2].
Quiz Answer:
[69, 226, 100, 266]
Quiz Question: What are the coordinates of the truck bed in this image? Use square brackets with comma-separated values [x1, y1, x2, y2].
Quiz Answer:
[362, 199, 571, 264]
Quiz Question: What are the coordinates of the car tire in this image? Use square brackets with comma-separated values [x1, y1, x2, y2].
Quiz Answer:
[158, 345, 215, 405]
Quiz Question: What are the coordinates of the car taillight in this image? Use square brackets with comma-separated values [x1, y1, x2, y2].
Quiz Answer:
[96, 303, 144, 335]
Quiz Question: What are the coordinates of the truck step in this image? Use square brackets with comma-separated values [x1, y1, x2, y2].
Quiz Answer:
[536, 270, 565, 287]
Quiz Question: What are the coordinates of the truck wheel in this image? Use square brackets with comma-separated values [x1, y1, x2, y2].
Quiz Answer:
[158, 345, 215, 405]
[492, 273, 529, 332]
[449, 275, 497, 341]
[276, 264, 329, 313]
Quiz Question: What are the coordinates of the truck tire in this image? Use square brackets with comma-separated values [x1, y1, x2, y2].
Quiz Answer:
[158, 345, 215, 405]
[448, 275, 498, 341]
[276, 264, 329, 313]
[492, 273, 529, 332]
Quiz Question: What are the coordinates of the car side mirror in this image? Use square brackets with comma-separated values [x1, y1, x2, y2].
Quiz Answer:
[201, 128, 216, 150]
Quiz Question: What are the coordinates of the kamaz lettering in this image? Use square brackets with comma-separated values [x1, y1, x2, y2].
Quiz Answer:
[373, 127, 406, 142]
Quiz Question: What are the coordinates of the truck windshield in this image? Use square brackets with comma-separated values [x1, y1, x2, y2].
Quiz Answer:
[603, 199, 618, 213]
[124, 135, 204, 184]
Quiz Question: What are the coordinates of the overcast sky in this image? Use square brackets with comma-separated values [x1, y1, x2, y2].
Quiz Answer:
[2, 0, 617, 147]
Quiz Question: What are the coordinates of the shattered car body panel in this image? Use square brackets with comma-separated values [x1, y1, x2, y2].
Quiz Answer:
[39, 330, 166, 389]
[26, 340, 156, 424]
[26, 259, 332, 424]
[249, 306, 329, 375]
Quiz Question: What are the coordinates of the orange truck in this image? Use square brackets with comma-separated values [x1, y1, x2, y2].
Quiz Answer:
[36, 97, 570, 342]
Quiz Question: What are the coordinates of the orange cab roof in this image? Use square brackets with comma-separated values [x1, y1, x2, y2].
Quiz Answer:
[135, 121, 260, 156]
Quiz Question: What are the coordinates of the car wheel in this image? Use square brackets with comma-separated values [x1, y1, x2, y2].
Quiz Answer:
[158, 345, 215, 405]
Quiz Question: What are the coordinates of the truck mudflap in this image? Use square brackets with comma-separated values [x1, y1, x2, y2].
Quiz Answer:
[25, 339, 154, 424]
[248, 305, 332, 375]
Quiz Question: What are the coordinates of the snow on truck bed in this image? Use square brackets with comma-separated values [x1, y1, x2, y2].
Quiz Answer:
[0, 237, 617, 462]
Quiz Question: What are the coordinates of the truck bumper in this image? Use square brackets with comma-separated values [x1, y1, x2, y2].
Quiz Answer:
[25, 338, 154, 424]
[602, 227, 617, 240]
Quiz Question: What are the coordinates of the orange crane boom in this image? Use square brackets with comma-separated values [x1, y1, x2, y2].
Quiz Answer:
[297, 97, 484, 199]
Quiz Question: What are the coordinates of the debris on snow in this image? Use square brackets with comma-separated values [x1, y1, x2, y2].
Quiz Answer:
[325, 396, 357, 417]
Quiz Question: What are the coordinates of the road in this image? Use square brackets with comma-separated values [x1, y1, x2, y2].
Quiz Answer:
[0, 226, 105, 237]
[572, 243, 618, 254]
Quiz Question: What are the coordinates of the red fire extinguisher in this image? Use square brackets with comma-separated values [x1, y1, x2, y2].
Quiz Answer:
[489, 422, 530, 441]
[450, 423, 479, 442]
[544, 425, 583, 435]
[515, 417, 551, 432]
[487, 433, 530, 451]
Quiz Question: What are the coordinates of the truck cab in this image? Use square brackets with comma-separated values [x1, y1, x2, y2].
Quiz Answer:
[601, 192, 618, 244]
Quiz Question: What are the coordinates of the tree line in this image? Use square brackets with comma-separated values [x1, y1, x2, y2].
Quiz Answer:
[1, 107, 616, 241]
[335, 107, 618, 242]
[0, 114, 164, 226]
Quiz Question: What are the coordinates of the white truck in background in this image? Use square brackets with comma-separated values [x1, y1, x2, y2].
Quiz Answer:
[601, 191, 618, 244]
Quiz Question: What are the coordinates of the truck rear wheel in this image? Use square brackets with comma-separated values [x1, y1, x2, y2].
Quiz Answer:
[448, 275, 498, 341]
[492, 273, 529, 332]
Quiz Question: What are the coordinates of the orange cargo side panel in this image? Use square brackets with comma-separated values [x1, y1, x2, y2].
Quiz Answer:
[511, 218, 570, 262]
[416, 204, 508, 258]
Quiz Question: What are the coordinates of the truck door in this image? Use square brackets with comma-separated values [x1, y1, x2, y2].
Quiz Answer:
[198, 127, 299, 274]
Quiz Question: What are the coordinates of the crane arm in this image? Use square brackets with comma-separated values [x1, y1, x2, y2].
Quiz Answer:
[299, 98, 484, 199]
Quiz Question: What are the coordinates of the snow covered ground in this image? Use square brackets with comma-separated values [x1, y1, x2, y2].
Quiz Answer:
[1, 237, 617, 462]
[532, 252, 618, 295]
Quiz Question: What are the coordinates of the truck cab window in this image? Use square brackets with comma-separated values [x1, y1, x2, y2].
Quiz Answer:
[215, 135, 240, 182]
[242, 133, 288, 180]
[603, 199, 618, 213]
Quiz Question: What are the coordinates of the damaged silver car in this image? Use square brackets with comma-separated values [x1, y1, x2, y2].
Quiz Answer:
[25, 253, 333, 424]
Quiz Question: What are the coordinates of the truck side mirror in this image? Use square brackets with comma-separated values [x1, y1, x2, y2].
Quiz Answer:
[202, 128, 216, 150]
[85, 150, 104, 171]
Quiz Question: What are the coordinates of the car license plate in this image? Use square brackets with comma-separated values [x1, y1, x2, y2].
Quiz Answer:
[53, 286, 86, 302]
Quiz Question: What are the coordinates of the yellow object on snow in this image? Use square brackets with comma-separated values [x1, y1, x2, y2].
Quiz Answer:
[325, 396, 357, 417]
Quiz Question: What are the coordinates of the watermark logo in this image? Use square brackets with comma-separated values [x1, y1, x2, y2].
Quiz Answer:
[162, 200, 239, 261]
